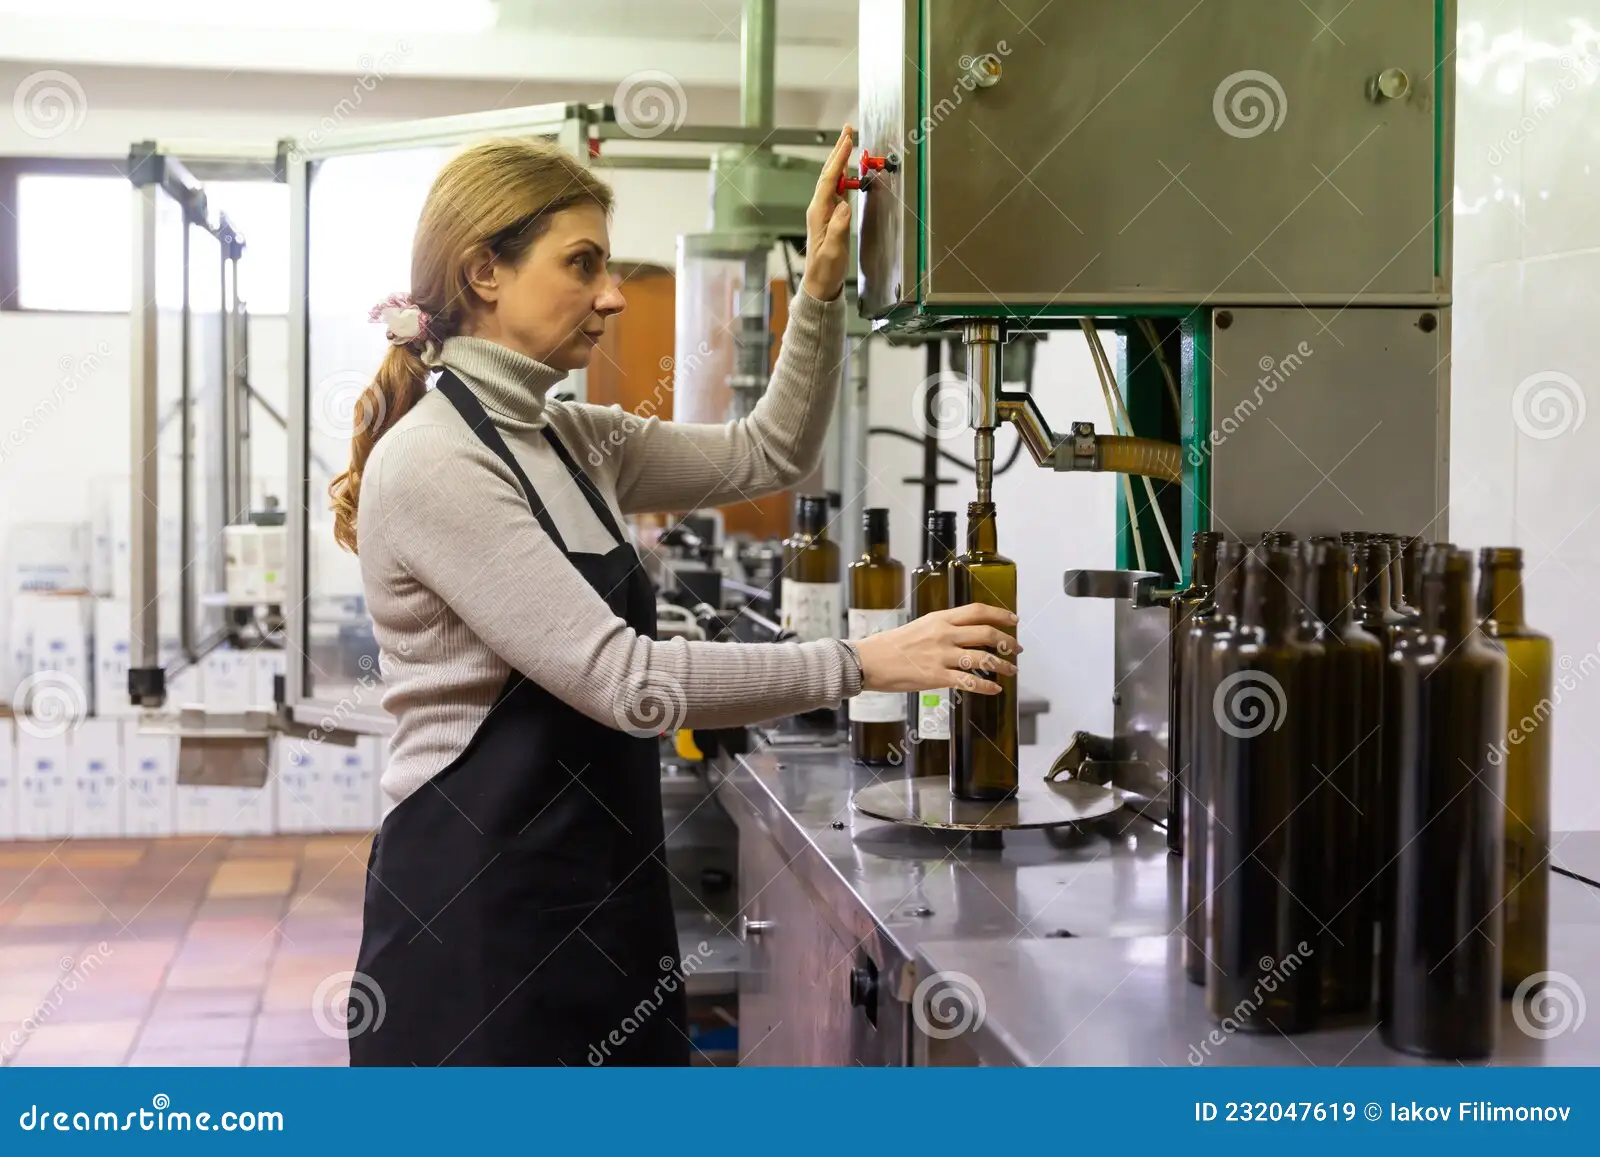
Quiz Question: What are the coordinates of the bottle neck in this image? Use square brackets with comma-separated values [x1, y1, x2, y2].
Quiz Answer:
[1425, 569, 1476, 639]
[1479, 562, 1526, 628]
[923, 531, 955, 565]
[1356, 547, 1393, 615]
[1191, 533, 1221, 590]
[1242, 552, 1299, 636]
[1313, 558, 1353, 627]
[967, 503, 998, 555]
[797, 503, 828, 537]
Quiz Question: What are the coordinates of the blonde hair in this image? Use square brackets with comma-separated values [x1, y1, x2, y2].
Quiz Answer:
[329, 137, 614, 553]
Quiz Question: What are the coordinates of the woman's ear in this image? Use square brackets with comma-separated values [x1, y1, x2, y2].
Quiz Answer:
[464, 246, 500, 304]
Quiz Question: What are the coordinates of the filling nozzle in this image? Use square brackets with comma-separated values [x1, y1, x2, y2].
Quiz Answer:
[963, 322, 1002, 503]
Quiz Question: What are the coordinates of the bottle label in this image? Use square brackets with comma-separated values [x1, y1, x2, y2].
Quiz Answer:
[847, 608, 906, 722]
[780, 579, 841, 642]
[917, 688, 951, 740]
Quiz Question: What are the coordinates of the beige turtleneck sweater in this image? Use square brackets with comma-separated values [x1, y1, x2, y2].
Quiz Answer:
[358, 289, 862, 806]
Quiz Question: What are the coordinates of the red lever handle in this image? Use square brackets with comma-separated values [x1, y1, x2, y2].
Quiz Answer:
[836, 174, 863, 194]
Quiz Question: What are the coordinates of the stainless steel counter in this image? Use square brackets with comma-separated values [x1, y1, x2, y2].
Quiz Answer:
[715, 728, 1600, 1066]
[913, 876, 1600, 1067]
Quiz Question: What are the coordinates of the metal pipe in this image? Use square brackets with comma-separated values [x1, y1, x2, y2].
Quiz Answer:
[922, 342, 942, 518]
[963, 322, 1002, 503]
[728, 249, 771, 420]
[995, 393, 1059, 466]
[839, 336, 871, 566]
[740, 0, 776, 133]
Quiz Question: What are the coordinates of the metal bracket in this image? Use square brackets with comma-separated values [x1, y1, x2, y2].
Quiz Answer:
[1062, 568, 1165, 607]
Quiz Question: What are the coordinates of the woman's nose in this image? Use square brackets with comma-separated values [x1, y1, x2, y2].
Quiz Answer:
[596, 277, 626, 315]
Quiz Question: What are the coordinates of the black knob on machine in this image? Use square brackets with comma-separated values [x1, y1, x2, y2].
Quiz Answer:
[848, 964, 878, 1009]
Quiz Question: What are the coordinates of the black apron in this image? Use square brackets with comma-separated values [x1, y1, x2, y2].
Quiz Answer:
[349, 370, 687, 1067]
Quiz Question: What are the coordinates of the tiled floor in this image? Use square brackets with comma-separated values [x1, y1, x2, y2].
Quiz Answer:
[0, 834, 369, 1066]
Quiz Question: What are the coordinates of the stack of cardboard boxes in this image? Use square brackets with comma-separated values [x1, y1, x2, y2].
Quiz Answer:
[0, 499, 385, 842]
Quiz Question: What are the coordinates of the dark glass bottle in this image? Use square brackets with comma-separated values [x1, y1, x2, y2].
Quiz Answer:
[1182, 539, 1247, 986]
[1207, 547, 1325, 1034]
[1380, 550, 1508, 1060]
[1308, 542, 1383, 1017]
[951, 502, 1018, 800]
[1478, 547, 1552, 996]
[848, 510, 907, 764]
[910, 512, 958, 779]
[1403, 536, 1428, 609]
[1354, 541, 1412, 651]
[1167, 530, 1224, 855]
[780, 495, 841, 641]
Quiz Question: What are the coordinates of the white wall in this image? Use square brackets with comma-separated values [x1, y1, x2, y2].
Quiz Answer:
[1451, 0, 1600, 831]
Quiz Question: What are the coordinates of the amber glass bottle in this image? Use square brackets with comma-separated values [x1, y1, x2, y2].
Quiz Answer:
[1183, 539, 1247, 986]
[910, 512, 958, 779]
[1207, 547, 1324, 1033]
[848, 509, 907, 764]
[951, 502, 1018, 800]
[1380, 550, 1508, 1060]
[1308, 543, 1383, 1017]
[1478, 547, 1552, 996]
[1167, 530, 1224, 854]
[780, 495, 841, 641]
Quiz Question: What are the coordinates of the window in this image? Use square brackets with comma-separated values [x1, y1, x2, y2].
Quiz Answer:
[205, 180, 289, 314]
[5, 163, 288, 315]
[15, 173, 131, 312]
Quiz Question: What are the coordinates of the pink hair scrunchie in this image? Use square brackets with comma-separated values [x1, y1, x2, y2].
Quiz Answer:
[369, 293, 433, 352]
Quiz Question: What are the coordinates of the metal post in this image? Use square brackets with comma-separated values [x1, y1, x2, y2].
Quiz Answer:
[740, 0, 776, 134]
[728, 249, 772, 420]
[963, 322, 1002, 504]
[129, 187, 161, 671]
[837, 335, 870, 566]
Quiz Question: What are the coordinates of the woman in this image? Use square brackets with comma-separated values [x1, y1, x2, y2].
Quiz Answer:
[332, 126, 1019, 1067]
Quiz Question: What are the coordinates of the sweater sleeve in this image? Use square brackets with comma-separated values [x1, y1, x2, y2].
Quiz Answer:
[593, 288, 848, 515]
[366, 422, 863, 732]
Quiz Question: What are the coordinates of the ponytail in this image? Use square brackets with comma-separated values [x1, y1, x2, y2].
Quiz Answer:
[329, 344, 431, 553]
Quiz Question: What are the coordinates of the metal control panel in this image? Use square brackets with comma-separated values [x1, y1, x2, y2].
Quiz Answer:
[857, 0, 1453, 318]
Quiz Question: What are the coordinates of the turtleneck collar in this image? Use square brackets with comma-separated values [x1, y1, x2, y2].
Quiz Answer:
[438, 335, 568, 428]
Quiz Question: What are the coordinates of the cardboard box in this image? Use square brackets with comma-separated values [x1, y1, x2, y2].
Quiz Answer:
[122, 724, 176, 838]
[273, 738, 323, 834]
[176, 784, 273, 838]
[0, 719, 16, 840]
[202, 648, 254, 713]
[15, 730, 71, 840]
[5, 591, 43, 705]
[93, 599, 137, 717]
[70, 719, 123, 838]
[325, 737, 378, 832]
[7, 522, 89, 594]
[29, 595, 92, 716]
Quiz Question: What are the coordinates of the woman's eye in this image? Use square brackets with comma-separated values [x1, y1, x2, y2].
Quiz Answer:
[574, 254, 595, 275]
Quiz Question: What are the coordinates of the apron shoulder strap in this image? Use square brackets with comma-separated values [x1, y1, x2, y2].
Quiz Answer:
[433, 370, 569, 554]
[539, 426, 628, 548]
